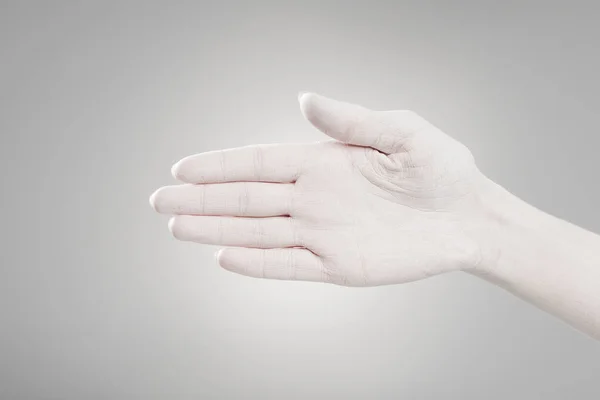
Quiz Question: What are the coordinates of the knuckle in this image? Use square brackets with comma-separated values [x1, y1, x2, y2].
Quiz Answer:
[287, 184, 297, 216]
[252, 146, 264, 180]
[392, 109, 430, 139]
[287, 250, 296, 280]
[289, 217, 304, 247]
[394, 109, 420, 120]
[238, 182, 250, 216]
[393, 109, 425, 127]
[349, 112, 376, 140]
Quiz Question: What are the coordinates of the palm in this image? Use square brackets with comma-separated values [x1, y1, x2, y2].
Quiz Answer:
[288, 135, 481, 285]
[151, 93, 484, 286]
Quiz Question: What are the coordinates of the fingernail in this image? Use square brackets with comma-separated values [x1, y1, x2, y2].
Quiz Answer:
[149, 189, 159, 210]
[171, 160, 181, 179]
[298, 91, 309, 102]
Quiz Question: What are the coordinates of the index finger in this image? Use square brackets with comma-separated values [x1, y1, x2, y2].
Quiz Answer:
[171, 143, 310, 184]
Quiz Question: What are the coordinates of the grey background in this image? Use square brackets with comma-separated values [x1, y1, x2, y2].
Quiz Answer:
[1, 1, 599, 399]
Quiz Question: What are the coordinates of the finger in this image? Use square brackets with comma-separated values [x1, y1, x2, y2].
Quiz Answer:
[172, 143, 308, 184]
[169, 215, 300, 248]
[298, 92, 429, 154]
[150, 182, 294, 217]
[216, 247, 328, 283]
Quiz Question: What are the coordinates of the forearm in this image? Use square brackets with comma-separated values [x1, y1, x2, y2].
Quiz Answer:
[470, 178, 600, 340]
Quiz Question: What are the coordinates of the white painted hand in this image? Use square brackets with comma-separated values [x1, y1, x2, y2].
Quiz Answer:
[150, 93, 490, 286]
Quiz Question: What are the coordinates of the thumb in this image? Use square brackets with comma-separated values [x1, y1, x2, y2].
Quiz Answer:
[298, 92, 427, 154]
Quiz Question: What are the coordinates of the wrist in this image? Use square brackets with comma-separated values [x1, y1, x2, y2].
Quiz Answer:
[465, 175, 543, 277]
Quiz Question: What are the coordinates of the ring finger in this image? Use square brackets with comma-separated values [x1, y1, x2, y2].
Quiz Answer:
[168, 215, 302, 248]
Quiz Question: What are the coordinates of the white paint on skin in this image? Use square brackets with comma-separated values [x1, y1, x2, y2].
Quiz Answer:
[151, 92, 600, 341]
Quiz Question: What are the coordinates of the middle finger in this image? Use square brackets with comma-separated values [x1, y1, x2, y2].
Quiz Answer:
[150, 182, 294, 217]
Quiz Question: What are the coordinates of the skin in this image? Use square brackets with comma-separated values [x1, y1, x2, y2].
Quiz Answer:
[150, 92, 600, 340]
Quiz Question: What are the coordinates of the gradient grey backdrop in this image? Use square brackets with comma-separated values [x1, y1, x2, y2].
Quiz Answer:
[1, 1, 599, 399]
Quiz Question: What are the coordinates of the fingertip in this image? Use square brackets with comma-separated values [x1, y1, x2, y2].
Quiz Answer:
[215, 247, 226, 265]
[297, 91, 313, 104]
[171, 159, 184, 181]
[215, 248, 235, 271]
[149, 186, 166, 212]
[298, 92, 352, 128]
[168, 216, 185, 240]
[167, 216, 176, 233]
[149, 189, 159, 211]
[298, 92, 319, 119]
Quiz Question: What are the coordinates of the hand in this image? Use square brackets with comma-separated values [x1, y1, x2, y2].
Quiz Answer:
[150, 93, 492, 286]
